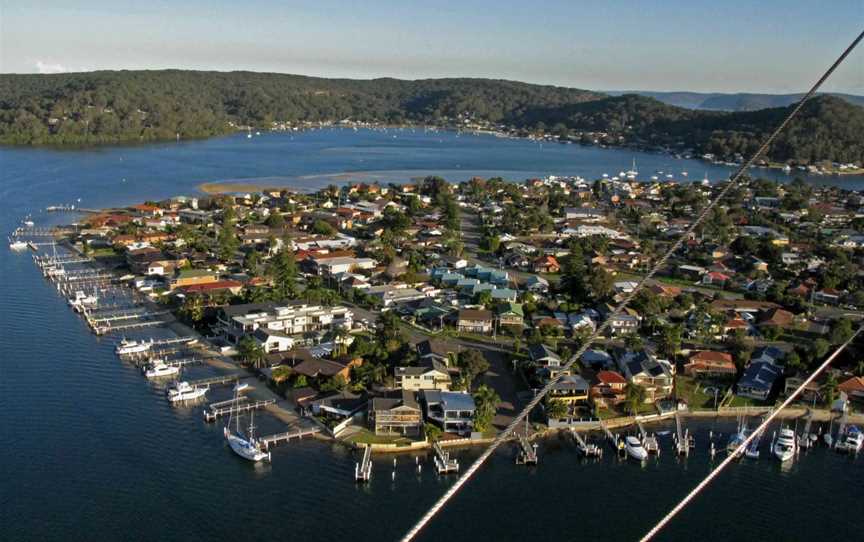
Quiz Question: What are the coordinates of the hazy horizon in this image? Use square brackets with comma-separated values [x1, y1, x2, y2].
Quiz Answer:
[1, 1, 862, 94]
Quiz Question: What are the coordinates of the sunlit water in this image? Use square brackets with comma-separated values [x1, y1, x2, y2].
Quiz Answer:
[1, 129, 862, 541]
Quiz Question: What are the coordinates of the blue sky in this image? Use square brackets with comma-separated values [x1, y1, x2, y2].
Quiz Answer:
[2, 0, 862, 94]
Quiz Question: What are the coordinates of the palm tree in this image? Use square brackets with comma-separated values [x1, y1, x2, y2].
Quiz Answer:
[822, 374, 839, 406]
[238, 336, 266, 369]
[624, 382, 647, 415]
[472, 385, 501, 433]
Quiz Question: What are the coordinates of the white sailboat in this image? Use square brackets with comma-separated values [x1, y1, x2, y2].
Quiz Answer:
[224, 392, 270, 462]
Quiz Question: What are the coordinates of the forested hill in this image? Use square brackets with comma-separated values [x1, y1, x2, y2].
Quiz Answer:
[1, 70, 862, 164]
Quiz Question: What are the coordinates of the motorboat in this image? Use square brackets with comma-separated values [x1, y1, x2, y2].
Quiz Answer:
[772, 428, 797, 462]
[727, 428, 748, 455]
[624, 436, 648, 461]
[166, 381, 208, 402]
[9, 239, 27, 251]
[68, 290, 98, 312]
[836, 426, 863, 453]
[144, 361, 179, 379]
[233, 382, 251, 393]
[116, 338, 152, 355]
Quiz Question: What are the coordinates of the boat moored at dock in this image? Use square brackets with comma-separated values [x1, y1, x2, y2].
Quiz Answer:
[835, 426, 863, 454]
[116, 338, 153, 356]
[166, 381, 208, 402]
[144, 361, 180, 379]
[624, 436, 648, 461]
[772, 428, 797, 462]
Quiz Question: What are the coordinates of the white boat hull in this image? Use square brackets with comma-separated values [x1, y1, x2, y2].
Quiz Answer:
[225, 428, 270, 462]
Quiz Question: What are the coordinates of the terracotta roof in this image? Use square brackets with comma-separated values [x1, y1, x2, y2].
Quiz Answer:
[690, 351, 733, 364]
[596, 370, 627, 385]
[838, 376, 864, 393]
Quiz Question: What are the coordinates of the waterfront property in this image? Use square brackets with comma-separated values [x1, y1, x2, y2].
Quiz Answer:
[736, 361, 782, 400]
[217, 302, 353, 345]
[369, 390, 423, 437]
[422, 390, 476, 435]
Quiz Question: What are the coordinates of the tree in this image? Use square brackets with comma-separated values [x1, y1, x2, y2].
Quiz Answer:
[545, 398, 569, 421]
[624, 382, 647, 415]
[244, 250, 262, 276]
[238, 336, 266, 368]
[657, 324, 682, 359]
[810, 338, 830, 362]
[270, 248, 297, 299]
[830, 318, 853, 345]
[424, 423, 442, 443]
[312, 219, 336, 235]
[472, 384, 500, 433]
[178, 295, 204, 324]
[459, 350, 490, 390]
[821, 374, 839, 406]
[217, 223, 239, 261]
[320, 374, 347, 392]
[265, 213, 285, 228]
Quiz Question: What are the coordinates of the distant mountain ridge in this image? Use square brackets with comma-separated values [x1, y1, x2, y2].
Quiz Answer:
[0, 70, 862, 164]
[608, 90, 864, 111]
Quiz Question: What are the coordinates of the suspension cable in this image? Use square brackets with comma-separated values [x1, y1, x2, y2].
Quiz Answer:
[401, 28, 864, 542]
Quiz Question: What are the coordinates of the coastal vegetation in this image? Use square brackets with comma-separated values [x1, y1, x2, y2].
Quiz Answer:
[2, 70, 863, 164]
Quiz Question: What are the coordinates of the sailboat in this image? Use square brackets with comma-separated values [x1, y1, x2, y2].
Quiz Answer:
[224, 391, 270, 462]
[626, 158, 638, 180]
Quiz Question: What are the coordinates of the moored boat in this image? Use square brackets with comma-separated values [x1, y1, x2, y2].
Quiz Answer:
[144, 361, 180, 379]
[772, 428, 797, 462]
[224, 396, 270, 462]
[9, 239, 28, 251]
[166, 381, 208, 402]
[836, 426, 863, 453]
[116, 338, 152, 355]
[624, 436, 648, 461]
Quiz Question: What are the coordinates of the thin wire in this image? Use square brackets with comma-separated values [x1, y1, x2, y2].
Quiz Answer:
[640, 325, 862, 542]
[401, 28, 864, 542]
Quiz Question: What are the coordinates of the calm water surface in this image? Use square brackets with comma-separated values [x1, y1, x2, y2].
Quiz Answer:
[1, 129, 863, 541]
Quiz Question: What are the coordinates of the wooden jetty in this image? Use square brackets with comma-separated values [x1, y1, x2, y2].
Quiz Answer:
[355, 444, 373, 482]
[433, 442, 460, 474]
[799, 411, 815, 449]
[92, 319, 167, 335]
[259, 427, 321, 450]
[515, 434, 538, 465]
[599, 420, 620, 449]
[204, 398, 276, 422]
[833, 414, 849, 451]
[188, 374, 242, 388]
[570, 429, 602, 457]
[637, 421, 660, 454]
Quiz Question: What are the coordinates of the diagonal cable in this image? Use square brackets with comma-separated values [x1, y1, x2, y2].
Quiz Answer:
[401, 28, 864, 542]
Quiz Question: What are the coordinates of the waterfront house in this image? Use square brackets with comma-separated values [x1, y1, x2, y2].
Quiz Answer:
[735, 361, 782, 401]
[838, 376, 864, 402]
[252, 328, 296, 354]
[369, 390, 423, 437]
[293, 356, 362, 383]
[217, 301, 353, 345]
[456, 309, 494, 335]
[310, 390, 366, 420]
[616, 350, 673, 403]
[684, 351, 737, 379]
[548, 374, 590, 405]
[421, 390, 476, 435]
[589, 370, 627, 407]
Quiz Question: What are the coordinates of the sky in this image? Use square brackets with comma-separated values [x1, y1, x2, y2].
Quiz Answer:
[1, 0, 862, 94]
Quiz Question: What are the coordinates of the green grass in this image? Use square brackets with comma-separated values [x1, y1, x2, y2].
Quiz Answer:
[675, 376, 716, 409]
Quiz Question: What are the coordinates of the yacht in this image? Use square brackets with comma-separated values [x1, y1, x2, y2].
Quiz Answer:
[624, 436, 648, 461]
[144, 361, 179, 379]
[116, 338, 152, 355]
[68, 291, 98, 312]
[23, 218, 35, 227]
[726, 427, 749, 456]
[166, 381, 208, 402]
[224, 407, 270, 462]
[772, 428, 797, 462]
[836, 426, 863, 453]
[9, 239, 28, 251]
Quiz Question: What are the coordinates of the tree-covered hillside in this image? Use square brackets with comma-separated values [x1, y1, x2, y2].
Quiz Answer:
[1, 70, 862, 164]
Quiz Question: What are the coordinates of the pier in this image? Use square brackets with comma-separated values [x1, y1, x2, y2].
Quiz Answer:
[515, 434, 538, 465]
[637, 421, 660, 454]
[833, 414, 849, 451]
[204, 398, 276, 422]
[570, 429, 602, 457]
[432, 442, 459, 474]
[188, 374, 242, 388]
[355, 445, 373, 482]
[599, 420, 619, 449]
[799, 411, 814, 449]
[674, 413, 694, 456]
[259, 427, 321, 450]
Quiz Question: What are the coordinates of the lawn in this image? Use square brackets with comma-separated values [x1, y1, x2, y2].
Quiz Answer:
[675, 375, 718, 410]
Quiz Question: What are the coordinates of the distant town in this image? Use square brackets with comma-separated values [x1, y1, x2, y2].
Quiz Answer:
[35, 171, 864, 455]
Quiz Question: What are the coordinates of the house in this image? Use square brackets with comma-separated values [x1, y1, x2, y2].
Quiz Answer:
[369, 390, 423, 437]
[496, 302, 524, 328]
[581, 349, 614, 370]
[736, 361, 782, 400]
[168, 268, 220, 290]
[293, 357, 361, 383]
[456, 309, 494, 335]
[253, 328, 296, 353]
[310, 390, 366, 419]
[590, 370, 627, 407]
[684, 351, 737, 379]
[751, 346, 786, 366]
[757, 308, 795, 330]
[617, 350, 673, 402]
[548, 374, 590, 405]
[416, 339, 458, 367]
[814, 288, 842, 305]
[422, 390, 477, 435]
[607, 313, 640, 336]
[395, 362, 452, 391]
[524, 275, 550, 294]
[838, 376, 864, 401]
[532, 255, 560, 274]
[783, 374, 822, 403]
[217, 302, 353, 344]
[702, 271, 732, 286]
[529, 343, 566, 380]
